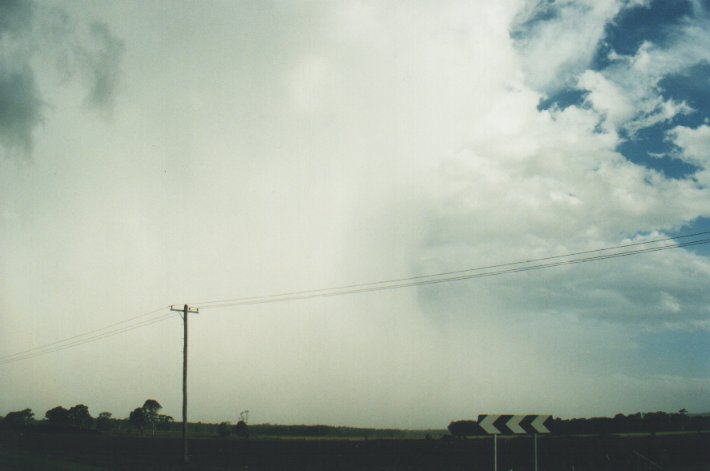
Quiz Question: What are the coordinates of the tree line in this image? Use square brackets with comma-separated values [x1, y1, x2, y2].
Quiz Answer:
[0, 399, 173, 434]
[0, 399, 252, 438]
[448, 409, 710, 437]
[7, 405, 706, 438]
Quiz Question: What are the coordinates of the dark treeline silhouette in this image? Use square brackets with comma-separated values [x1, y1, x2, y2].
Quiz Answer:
[6, 405, 708, 438]
[0, 408, 34, 430]
[0, 405, 100, 433]
[552, 410, 710, 434]
[448, 409, 710, 437]
[216, 420, 249, 438]
[43, 404, 94, 432]
[0, 399, 173, 434]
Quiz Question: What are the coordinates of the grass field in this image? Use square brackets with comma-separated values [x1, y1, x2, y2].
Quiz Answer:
[1, 430, 709, 470]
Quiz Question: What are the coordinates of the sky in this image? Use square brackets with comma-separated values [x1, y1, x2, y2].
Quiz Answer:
[1, 0, 710, 429]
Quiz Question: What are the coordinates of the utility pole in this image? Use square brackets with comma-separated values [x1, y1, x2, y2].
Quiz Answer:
[171, 304, 198, 464]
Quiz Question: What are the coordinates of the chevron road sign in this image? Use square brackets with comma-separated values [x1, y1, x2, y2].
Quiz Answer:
[477, 414, 552, 435]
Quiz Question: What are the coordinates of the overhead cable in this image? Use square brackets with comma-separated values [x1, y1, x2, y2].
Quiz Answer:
[2, 231, 708, 365]
[0, 309, 173, 366]
[192, 233, 710, 310]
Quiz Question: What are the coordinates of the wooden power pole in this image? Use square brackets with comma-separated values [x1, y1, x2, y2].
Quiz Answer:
[171, 304, 198, 464]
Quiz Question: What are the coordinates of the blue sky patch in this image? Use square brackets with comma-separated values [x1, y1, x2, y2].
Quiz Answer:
[617, 125, 700, 179]
[659, 62, 710, 128]
[604, 0, 693, 56]
[537, 88, 586, 111]
[669, 217, 710, 256]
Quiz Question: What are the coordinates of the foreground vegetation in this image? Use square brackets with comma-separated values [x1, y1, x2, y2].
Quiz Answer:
[0, 399, 710, 471]
[1, 428, 708, 470]
[2, 403, 709, 469]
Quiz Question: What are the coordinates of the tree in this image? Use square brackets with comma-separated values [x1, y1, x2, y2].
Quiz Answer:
[96, 412, 113, 432]
[129, 399, 165, 435]
[142, 399, 162, 420]
[234, 420, 249, 439]
[218, 421, 231, 437]
[45, 406, 71, 428]
[1, 409, 34, 429]
[447, 420, 478, 438]
[129, 407, 147, 433]
[68, 404, 93, 430]
[156, 414, 174, 431]
[142, 399, 162, 435]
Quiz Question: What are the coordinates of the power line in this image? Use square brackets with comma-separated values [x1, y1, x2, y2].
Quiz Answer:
[0, 310, 174, 366]
[191, 232, 710, 310]
[2, 231, 708, 365]
[195, 238, 710, 309]
[0, 306, 169, 362]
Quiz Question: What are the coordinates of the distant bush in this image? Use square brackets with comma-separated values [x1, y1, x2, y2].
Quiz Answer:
[447, 420, 478, 437]
[234, 420, 249, 439]
[217, 421, 231, 437]
[96, 412, 113, 432]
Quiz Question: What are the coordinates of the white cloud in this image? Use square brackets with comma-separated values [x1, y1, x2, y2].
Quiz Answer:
[513, 0, 624, 93]
[671, 124, 710, 169]
[581, 13, 709, 135]
[517, 1, 709, 137]
[578, 70, 634, 129]
[660, 292, 681, 314]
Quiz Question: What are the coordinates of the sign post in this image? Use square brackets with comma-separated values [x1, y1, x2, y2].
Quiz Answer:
[477, 414, 552, 471]
[534, 433, 538, 471]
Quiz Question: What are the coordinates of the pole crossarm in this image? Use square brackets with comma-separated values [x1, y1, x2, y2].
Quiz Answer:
[171, 305, 199, 314]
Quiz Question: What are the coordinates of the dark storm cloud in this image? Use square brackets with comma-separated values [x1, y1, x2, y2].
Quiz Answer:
[81, 22, 125, 112]
[0, 0, 33, 38]
[0, 0, 42, 159]
[0, 68, 43, 158]
[0, 0, 124, 159]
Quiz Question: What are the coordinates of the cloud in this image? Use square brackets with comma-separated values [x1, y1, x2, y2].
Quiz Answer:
[671, 124, 710, 169]
[518, 1, 710, 138]
[0, 0, 124, 159]
[398, 1, 710, 334]
[591, 5, 709, 134]
[0, 68, 44, 159]
[512, 0, 625, 92]
[0, 0, 33, 37]
[577, 69, 634, 128]
[0, 0, 42, 159]
[80, 22, 125, 113]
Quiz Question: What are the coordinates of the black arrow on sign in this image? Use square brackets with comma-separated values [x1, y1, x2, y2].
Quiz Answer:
[477, 414, 552, 434]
